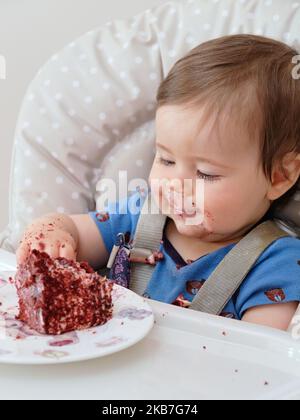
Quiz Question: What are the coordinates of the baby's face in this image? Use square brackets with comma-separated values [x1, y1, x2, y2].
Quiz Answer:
[149, 104, 272, 243]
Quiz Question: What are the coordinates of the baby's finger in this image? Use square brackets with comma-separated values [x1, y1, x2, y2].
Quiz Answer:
[29, 240, 48, 254]
[44, 242, 60, 259]
[59, 243, 76, 261]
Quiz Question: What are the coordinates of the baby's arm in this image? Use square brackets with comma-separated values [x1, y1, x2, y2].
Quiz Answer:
[16, 213, 109, 271]
[69, 214, 109, 269]
[242, 302, 298, 331]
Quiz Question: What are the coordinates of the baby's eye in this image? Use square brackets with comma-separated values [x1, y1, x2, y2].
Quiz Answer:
[158, 157, 175, 167]
[197, 170, 220, 182]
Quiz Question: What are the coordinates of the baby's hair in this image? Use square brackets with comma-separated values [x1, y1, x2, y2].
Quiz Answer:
[156, 34, 300, 207]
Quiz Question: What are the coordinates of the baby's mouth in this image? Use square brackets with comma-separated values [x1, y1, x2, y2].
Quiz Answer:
[165, 190, 197, 217]
[173, 206, 197, 217]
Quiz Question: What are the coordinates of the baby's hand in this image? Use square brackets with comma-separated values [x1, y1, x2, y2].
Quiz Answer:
[16, 214, 79, 266]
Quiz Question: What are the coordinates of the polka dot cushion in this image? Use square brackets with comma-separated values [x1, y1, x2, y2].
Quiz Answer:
[1, 0, 300, 252]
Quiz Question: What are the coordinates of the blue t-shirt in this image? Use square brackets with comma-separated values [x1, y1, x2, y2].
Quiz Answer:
[89, 191, 300, 320]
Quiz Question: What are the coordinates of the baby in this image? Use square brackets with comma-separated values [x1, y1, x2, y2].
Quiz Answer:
[16, 34, 300, 331]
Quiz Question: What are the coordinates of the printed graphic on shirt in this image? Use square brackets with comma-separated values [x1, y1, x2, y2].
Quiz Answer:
[264, 288, 286, 303]
[186, 280, 205, 295]
[95, 212, 110, 223]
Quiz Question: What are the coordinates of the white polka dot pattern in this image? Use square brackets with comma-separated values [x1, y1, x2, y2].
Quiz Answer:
[1, 0, 300, 252]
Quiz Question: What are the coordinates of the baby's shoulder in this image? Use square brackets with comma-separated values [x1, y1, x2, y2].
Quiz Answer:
[256, 235, 300, 266]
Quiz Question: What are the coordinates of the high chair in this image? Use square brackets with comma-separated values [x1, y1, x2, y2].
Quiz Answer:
[1, 0, 300, 327]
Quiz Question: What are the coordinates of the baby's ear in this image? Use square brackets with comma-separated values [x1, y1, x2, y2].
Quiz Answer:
[267, 152, 300, 201]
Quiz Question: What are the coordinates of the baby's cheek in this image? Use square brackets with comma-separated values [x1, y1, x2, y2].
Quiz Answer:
[149, 175, 169, 213]
[197, 188, 225, 233]
[204, 184, 231, 214]
[206, 188, 243, 230]
[194, 210, 215, 231]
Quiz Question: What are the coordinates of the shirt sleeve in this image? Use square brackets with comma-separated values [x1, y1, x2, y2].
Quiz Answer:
[235, 236, 300, 319]
[88, 190, 146, 255]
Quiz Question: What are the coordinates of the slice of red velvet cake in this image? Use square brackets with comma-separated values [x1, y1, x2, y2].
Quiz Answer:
[14, 249, 114, 335]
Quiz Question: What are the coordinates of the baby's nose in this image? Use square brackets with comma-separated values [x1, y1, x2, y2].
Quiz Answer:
[168, 179, 194, 198]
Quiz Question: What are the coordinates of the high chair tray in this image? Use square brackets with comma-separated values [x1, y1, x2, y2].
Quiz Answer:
[0, 248, 300, 400]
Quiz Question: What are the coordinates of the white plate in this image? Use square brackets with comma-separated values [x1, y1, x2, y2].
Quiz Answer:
[0, 269, 154, 365]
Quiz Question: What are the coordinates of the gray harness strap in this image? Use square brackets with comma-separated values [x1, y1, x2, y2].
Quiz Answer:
[130, 193, 166, 296]
[189, 220, 289, 315]
[129, 192, 289, 315]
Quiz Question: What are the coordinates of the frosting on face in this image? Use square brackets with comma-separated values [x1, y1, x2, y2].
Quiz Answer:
[164, 186, 197, 217]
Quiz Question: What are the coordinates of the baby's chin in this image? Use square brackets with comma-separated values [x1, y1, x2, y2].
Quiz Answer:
[170, 214, 213, 239]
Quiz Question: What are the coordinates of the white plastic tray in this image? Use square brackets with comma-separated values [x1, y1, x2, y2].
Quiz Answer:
[1, 248, 300, 400]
